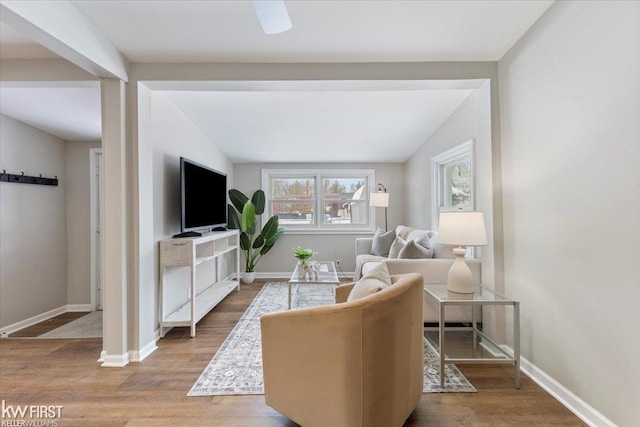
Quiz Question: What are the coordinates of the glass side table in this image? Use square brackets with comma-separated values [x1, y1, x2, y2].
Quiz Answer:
[423, 282, 521, 389]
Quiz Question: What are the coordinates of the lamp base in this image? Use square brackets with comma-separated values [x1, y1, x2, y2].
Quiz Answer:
[446, 247, 474, 294]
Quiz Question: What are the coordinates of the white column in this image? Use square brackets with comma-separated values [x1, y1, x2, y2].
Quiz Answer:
[100, 78, 129, 367]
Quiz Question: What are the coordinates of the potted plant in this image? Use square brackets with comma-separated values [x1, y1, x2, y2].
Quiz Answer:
[293, 247, 316, 263]
[227, 189, 284, 284]
[293, 247, 317, 279]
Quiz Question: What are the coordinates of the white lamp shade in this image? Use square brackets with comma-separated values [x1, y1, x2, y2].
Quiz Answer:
[438, 211, 487, 246]
[369, 192, 389, 208]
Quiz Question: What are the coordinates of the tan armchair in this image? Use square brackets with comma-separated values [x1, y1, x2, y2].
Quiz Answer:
[260, 273, 424, 427]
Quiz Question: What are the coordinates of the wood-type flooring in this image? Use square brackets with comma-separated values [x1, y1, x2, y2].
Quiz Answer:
[0, 280, 586, 426]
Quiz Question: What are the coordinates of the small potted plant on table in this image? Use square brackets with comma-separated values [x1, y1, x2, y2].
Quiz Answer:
[293, 247, 317, 280]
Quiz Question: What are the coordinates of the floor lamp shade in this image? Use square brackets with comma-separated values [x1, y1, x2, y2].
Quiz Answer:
[370, 191, 390, 231]
[369, 192, 389, 208]
[438, 211, 487, 293]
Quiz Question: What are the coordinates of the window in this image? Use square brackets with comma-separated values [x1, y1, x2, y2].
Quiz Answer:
[432, 140, 474, 229]
[262, 169, 375, 233]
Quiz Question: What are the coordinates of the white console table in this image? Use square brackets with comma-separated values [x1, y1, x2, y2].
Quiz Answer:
[159, 230, 240, 337]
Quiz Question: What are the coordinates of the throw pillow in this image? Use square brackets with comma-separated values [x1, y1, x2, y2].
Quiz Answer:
[388, 236, 406, 259]
[371, 227, 396, 256]
[347, 262, 392, 302]
[398, 239, 434, 259]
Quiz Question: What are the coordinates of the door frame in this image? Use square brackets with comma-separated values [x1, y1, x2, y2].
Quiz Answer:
[90, 148, 103, 311]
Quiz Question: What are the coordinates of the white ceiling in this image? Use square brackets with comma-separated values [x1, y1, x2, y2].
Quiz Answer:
[0, 82, 102, 141]
[161, 80, 478, 163]
[0, 0, 554, 158]
[69, 0, 554, 63]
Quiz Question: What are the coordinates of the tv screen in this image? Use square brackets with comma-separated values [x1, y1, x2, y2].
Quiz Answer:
[181, 157, 227, 233]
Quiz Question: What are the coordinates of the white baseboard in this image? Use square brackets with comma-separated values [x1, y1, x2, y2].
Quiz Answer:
[129, 332, 159, 363]
[0, 306, 67, 335]
[500, 345, 615, 427]
[1, 304, 99, 335]
[100, 352, 130, 367]
[67, 304, 93, 312]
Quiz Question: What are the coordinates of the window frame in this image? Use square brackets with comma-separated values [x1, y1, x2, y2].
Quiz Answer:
[431, 139, 475, 230]
[261, 168, 376, 234]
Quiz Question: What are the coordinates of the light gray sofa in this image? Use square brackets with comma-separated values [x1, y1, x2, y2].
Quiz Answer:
[355, 225, 481, 323]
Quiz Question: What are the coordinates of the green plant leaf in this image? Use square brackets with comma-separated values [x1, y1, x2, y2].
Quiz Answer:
[251, 190, 266, 215]
[252, 234, 264, 249]
[260, 215, 279, 241]
[241, 201, 256, 233]
[240, 232, 251, 250]
[227, 204, 240, 229]
[229, 189, 248, 213]
[262, 228, 284, 254]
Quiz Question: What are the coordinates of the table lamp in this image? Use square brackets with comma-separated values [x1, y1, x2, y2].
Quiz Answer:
[370, 183, 389, 231]
[437, 211, 487, 293]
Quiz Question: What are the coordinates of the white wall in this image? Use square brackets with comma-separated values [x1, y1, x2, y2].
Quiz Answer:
[499, 2, 640, 425]
[233, 162, 404, 273]
[0, 115, 68, 328]
[136, 89, 235, 348]
[65, 140, 101, 305]
[405, 84, 495, 286]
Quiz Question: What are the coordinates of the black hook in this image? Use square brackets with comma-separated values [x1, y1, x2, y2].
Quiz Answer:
[39, 174, 43, 178]
[0, 170, 5, 176]
[20, 172, 24, 177]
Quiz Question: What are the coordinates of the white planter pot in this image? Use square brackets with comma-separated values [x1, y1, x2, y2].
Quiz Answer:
[242, 272, 256, 284]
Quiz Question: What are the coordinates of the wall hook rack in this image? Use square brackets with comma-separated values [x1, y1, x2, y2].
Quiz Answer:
[0, 170, 59, 186]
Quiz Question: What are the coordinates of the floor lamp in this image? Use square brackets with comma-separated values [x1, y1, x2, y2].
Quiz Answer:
[370, 183, 389, 231]
[437, 211, 487, 294]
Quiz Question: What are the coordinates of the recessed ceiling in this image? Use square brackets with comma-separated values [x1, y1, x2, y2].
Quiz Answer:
[158, 80, 481, 163]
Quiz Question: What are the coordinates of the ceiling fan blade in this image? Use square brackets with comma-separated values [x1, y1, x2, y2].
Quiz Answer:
[251, 0, 292, 35]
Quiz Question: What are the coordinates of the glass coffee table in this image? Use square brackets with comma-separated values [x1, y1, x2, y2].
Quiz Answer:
[423, 282, 521, 388]
[287, 261, 340, 309]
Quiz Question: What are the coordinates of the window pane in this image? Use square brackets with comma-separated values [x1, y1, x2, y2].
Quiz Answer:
[270, 177, 315, 198]
[322, 178, 366, 198]
[272, 202, 314, 225]
[262, 169, 374, 231]
[323, 201, 367, 224]
[441, 159, 471, 209]
[322, 178, 367, 225]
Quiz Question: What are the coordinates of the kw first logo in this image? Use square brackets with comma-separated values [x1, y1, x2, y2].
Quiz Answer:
[2, 400, 63, 427]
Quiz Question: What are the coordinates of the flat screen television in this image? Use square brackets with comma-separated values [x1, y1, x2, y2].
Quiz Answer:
[179, 157, 227, 236]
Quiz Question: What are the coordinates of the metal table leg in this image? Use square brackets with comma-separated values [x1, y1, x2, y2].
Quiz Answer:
[514, 301, 521, 389]
[439, 302, 446, 388]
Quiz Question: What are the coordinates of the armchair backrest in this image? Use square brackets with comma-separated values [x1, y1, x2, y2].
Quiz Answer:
[260, 273, 424, 427]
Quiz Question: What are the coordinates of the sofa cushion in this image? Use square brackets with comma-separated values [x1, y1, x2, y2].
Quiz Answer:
[430, 234, 456, 259]
[370, 227, 396, 256]
[348, 262, 391, 302]
[388, 236, 406, 259]
[398, 239, 434, 259]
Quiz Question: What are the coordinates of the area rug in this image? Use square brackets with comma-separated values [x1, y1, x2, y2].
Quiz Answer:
[38, 311, 102, 339]
[188, 282, 475, 396]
